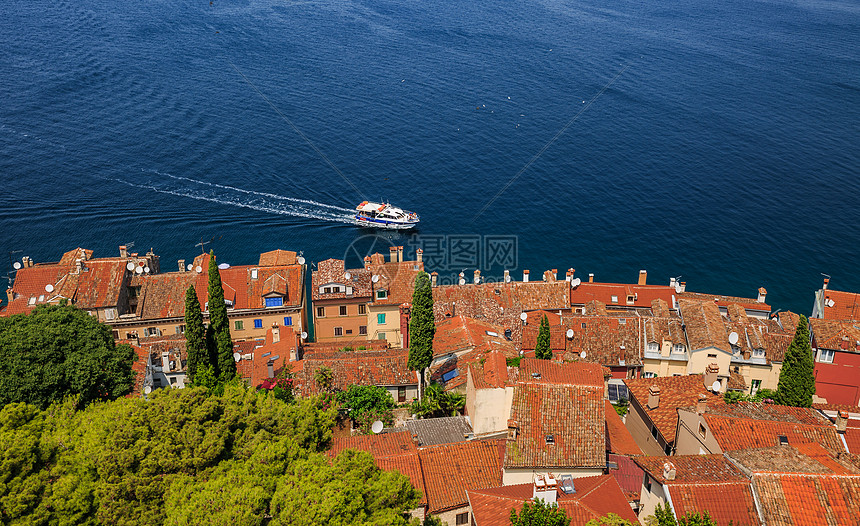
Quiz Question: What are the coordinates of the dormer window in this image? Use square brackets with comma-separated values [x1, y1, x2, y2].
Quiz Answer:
[611, 295, 618, 303]
[731, 345, 740, 355]
[626, 295, 635, 305]
[265, 297, 283, 308]
[672, 344, 686, 354]
[752, 348, 765, 358]
[648, 342, 659, 352]
[376, 290, 388, 300]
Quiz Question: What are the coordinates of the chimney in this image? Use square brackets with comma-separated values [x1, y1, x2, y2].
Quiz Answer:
[400, 304, 411, 348]
[565, 268, 574, 281]
[507, 419, 519, 440]
[75, 259, 84, 274]
[837, 411, 849, 434]
[119, 245, 128, 258]
[533, 475, 546, 501]
[474, 269, 481, 284]
[662, 462, 677, 481]
[704, 363, 720, 389]
[543, 474, 558, 505]
[523, 269, 530, 283]
[364, 255, 371, 269]
[670, 277, 677, 288]
[757, 287, 767, 303]
[416, 248, 423, 263]
[397, 246, 404, 263]
[388, 246, 397, 263]
[647, 385, 661, 410]
[161, 352, 170, 371]
[679, 281, 686, 293]
[272, 325, 281, 344]
[267, 360, 274, 379]
[504, 269, 510, 283]
[588, 273, 594, 283]
[823, 277, 830, 290]
[6, 288, 14, 304]
[639, 270, 647, 286]
[178, 259, 186, 272]
[696, 394, 708, 414]
[430, 272, 438, 287]
[552, 269, 558, 281]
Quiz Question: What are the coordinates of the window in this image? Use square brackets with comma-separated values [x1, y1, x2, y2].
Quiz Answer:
[334, 327, 343, 336]
[144, 327, 159, 337]
[643, 371, 657, 378]
[398, 386, 406, 402]
[753, 348, 765, 358]
[377, 313, 386, 324]
[112, 330, 119, 339]
[698, 423, 707, 439]
[378, 332, 387, 340]
[778, 435, 789, 446]
[376, 290, 388, 300]
[647, 342, 659, 352]
[750, 379, 762, 395]
[175, 325, 185, 335]
[358, 304, 366, 315]
[619, 318, 627, 324]
[651, 425, 659, 440]
[626, 295, 635, 305]
[644, 474, 652, 493]
[235, 320, 244, 330]
[673, 344, 686, 354]
[359, 325, 367, 335]
[346, 329, 353, 335]
[665, 443, 673, 455]
[820, 349, 835, 363]
[581, 322, 587, 329]
[283, 317, 292, 326]
[317, 306, 325, 317]
[611, 295, 618, 303]
[339, 305, 347, 316]
[265, 297, 283, 307]
[253, 319, 263, 329]
[707, 353, 717, 359]
[105, 308, 117, 320]
[170, 377, 177, 385]
[455, 512, 469, 525]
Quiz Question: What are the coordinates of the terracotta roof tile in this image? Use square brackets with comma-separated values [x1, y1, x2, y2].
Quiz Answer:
[605, 401, 643, 456]
[607, 453, 644, 501]
[753, 473, 860, 526]
[677, 291, 771, 313]
[635, 455, 747, 485]
[433, 315, 517, 357]
[704, 412, 845, 454]
[311, 259, 372, 301]
[810, 318, 860, 351]
[570, 281, 676, 310]
[518, 358, 604, 388]
[297, 348, 417, 396]
[667, 483, 759, 526]
[470, 350, 517, 389]
[258, 249, 297, 266]
[818, 289, 860, 321]
[624, 375, 724, 444]
[468, 475, 640, 526]
[554, 314, 644, 367]
[726, 443, 860, 475]
[419, 439, 503, 513]
[505, 383, 605, 469]
[367, 258, 424, 305]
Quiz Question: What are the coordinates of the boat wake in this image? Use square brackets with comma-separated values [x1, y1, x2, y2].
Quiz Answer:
[114, 170, 357, 224]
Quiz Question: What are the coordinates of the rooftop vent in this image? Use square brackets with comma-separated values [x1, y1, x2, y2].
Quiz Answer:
[531, 372, 541, 379]
[778, 435, 789, 446]
[545, 434, 555, 444]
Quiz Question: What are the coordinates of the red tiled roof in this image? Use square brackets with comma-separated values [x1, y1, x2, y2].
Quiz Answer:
[704, 413, 846, 454]
[258, 249, 297, 266]
[753, 473, 860, 525]
[605, 401, 642, 456]
[810, 318, 860, 351]
[519, 359, 604, 388]
[677, 291, 771, 313]
[328, 430, 426, 506]
[367, 257, 424, 305]
[635, 455, 747, 485]
[433, 315, 517, 357]
[556, 314, 644, 367]
[818, 289, 860, 321]
[726, 443, 860, 475]
[703, 402, 831, 425]
[419, 439, 503, 513]
[505, 383, 605, 469]
[126, 344, 149, 398]
[678, 299, 731, 352]
[311, 258, 372, 301]
[667, 483, 759, 526]
[297, 348, 417, 396]
[470, 350, 517, 389]
[607, 453, 644, 501]
[570, 281, 676, 310]
[624, 375, 723, 444]
[468, 475, 640, 526]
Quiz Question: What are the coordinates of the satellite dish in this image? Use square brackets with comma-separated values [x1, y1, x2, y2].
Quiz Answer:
[570, 278, 581, 288]
[344, 271, 351, 280]
[233, 352, 241, 362]
[505, 274, 512, 283]
[580, 351, 587, 359]
[126, 262, 135, 271]
[45, 284, 54, 293]
[675, 285, 682, 294]
[144, 266, 150, 273]
[297, 256, 306, 265]
[13, 261, 21, 270]
[371, 275, 379, 283]
[144, 386, 152, 395]
[371, 420, 384, 434]
[218, 263, 230, 270]
[566, 328, 574, 338]
[195, 266, 203, 273]
[187, 263, 194, 271]
[301, 331, 308, 340]
[135, 266, 144, 274]
[458, 278, 466, 285]
[729, 332, 739, 345]
[520, 312, 528, 321]
[712, 381, 722, 393]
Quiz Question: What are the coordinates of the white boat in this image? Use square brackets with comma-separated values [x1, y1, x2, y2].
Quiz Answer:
[355, 201, 419, 229]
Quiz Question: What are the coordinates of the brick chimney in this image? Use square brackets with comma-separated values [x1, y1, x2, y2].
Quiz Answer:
[430, 271, 438, 287]
[662, 462, 677, 481]
[647, 385, 661, 410]
[6, 288, 14, 304]
[272, 325, 281, 344]
[389, 246, 398, 263]
[523, 269, 530, 283]
[704, 363, 720, 389]
[679, 281, 687, 293]
[474, 269, 481, 284]
[696, 394, 708, 414]
[400, 304, 411, 348]
[416, 248, 423, 263]
[178, 259, 186, 272]
[588, 273, 594, 283]
[396, 246, 403, 263]
[823, 277, 830, 290]
[638, 270, 647, 286]
[836, 410, 849, 433]
[119, 245, 128, 258]
[757, 287, 767, 303]
[565, 268, 574, 281]
[364, 255, 371, 269]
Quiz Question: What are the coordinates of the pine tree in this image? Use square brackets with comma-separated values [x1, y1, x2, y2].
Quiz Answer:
[184, 285, 209, 382]
[207, 250, 235, 380]
[535, 314, 552, 360]
[408, 272, 435, 382]
[776, 314, 815, 407]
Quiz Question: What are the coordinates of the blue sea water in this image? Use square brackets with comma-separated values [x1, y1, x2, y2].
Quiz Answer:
[1, 0, 858, 314]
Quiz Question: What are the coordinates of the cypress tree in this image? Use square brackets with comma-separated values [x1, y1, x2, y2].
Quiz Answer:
[535, 314, 552, 360]
[184, 285, 209, 381]
[408, 272, 435, 381]
[207, 250, 235, 380]
[776, 315, 815, 407]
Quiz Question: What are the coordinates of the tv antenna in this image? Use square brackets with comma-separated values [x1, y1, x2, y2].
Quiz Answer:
[196, 235, 217, 254]
[8, 250, 22, 271]
[124, 241, 135, 251]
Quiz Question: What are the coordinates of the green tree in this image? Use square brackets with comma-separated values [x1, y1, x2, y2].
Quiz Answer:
[586, 514, 636, 525]
[207, 250, 235, 381]
[0, 303, 136, 408]
[535, 314, 552, 360]
[184, 285, 209, 382]
[412, 382, 465, 418]
[408, 272, 435, 384]
[423, 516, 447, 526]
[271, 364, 296, 404]
[337, 384, 396, 433]
[775, 315, 815, 407]
[314, 365, 335, 393]
[650, 503, 720, 526]
[510, 499, 570, 526]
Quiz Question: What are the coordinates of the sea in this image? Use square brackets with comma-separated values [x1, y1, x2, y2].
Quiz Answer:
[1, 0, 858, 315]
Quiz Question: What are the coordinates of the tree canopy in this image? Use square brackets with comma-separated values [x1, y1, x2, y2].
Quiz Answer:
[0, 385, 421, 525]
[651, 503, 720, 526]
[412, 382, 465, 419]
[775, 315, 815, 407]
[337, 384, 396, 433]
[510, 499, 571, 526]
[408, 271, 435, 376]
[586, 514, 636, 525]
[535, 314, 552, 360]
[0, 303, 135, 409]
[207, 250, 235, 381]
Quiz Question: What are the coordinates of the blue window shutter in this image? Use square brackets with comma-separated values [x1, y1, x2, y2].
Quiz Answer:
[254, 319, 263, 329]
[284, 317, 292, 326]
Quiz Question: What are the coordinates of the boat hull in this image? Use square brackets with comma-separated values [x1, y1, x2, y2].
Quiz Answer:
[354, 215, 418, 230]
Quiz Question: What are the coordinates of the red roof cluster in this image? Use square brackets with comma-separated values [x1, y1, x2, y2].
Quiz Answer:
[419, 439, 504, 514]
[624, 375, 723, 443]
[297, 348, 417, 396]
[817, 289, 860, 321]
